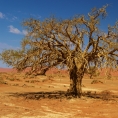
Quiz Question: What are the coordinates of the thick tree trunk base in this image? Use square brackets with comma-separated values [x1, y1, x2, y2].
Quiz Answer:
[68, 78, 83, 98]
[69, 63, 84, 98]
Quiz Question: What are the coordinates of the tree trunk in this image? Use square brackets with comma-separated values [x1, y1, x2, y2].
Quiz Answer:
[69, 65, 84, 98]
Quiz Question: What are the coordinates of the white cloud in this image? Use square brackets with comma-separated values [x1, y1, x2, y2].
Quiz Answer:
[0, 12, 5, 19]
[29, 14, 41, 19]
[0, 12, 18, 21]
[9, 25, 21, 34]
[8, 25, 28, 35]
[12, 16, 17, 20]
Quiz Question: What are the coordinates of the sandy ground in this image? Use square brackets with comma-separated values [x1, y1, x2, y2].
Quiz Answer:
[0, 68, 118, 118]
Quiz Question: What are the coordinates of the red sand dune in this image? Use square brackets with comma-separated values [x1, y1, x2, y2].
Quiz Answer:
[0, 67, 118, 76]
[0, 67, 66, 74]
[99, 68, 118, 77]
[0, 68, 16, 73]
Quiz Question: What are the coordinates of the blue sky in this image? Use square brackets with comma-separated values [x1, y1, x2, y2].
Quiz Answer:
[0, 0, 118, 67]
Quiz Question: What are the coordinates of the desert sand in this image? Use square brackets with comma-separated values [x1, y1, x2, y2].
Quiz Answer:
[0, 68, 118, 118]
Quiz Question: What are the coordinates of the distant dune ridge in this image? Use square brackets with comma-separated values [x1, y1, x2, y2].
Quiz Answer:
[0, 67, 67, 74]
[98, 68, 118, 77]
[0, 67, 118, 77]
[0, 68, 16, 73]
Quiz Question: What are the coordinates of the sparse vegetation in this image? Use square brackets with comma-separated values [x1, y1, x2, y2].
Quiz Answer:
[91, 79, 103, 84]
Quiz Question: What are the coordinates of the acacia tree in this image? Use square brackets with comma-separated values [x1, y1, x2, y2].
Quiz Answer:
[0, 5, 118, 97]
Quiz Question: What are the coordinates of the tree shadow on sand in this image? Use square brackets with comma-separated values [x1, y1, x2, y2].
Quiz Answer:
[8, 91, 75, 100]
[8, 90, 118, 101]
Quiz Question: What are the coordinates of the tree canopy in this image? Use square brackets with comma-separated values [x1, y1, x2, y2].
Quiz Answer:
[0, 5, 118, 97]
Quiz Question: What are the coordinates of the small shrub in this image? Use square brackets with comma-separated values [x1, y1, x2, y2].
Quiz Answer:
[30, 80, 40, 83]
[25, 80, 29, 83]
[91, 80, 103, 84]
[106, 73, 112, 80]
[9, 78, 15, 81]
[0, 78, 7, 84]
[100, 90, 113, 100]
